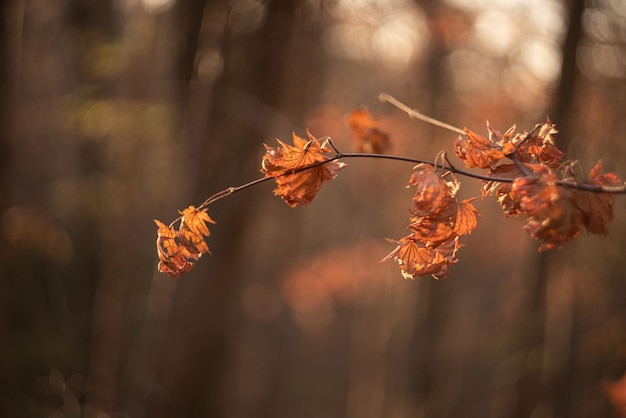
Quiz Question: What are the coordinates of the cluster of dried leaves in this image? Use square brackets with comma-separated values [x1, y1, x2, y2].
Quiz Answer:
[457, 121, 622, 251]
[154, 206, 215, 277]
[154, 104, 624, 280]
[382, 165, 478, 279]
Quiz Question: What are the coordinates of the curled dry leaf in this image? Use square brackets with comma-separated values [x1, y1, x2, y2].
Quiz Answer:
[574, 161, 623, 235]
[154, 205, 215, 278]
[454, 198, 480, 236]
[261, 132, 346, 207]
[511, 174, 582, 251]
[382, 236, 462, 280]
[515, 119, 564, 165]
[345, 109, 391, 154]
[408, 164, 454, 217]
[454, 126, 510, 169]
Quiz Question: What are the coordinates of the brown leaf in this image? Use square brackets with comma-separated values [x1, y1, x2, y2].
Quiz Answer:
[481, 164, 525, 216]
[154, 207, 215, 278]
[381, 235, 461, 280]
[180, 205, 215, 237]
[154, 220, 194, 278]
[454, 127, 507, 169]
[409, 218, 456, 245]
[481, 164, 523, 197]
[453, 198, 479, 236]
[486, 122, 517, 156]
[574, 161, 623, 234]
[261, 132, 346, 207]
[509, 170, 583, 250]
[515, 120, 564, 165]
[346, 109, 391, 154]
[179, 205, 215, 253]
[408, 164, 454, 217]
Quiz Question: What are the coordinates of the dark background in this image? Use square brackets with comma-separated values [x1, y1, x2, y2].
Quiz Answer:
[1, 0, 626, 417]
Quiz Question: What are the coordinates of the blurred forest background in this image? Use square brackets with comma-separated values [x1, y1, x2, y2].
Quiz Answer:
[1, 0, 626, 417]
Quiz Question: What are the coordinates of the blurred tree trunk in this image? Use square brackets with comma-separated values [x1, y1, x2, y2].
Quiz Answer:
[549, 0, 585, 152]
[513, 1, 585, 417]
[1, 1, 119, 416]
[539, 1, 585, 417]
[0, 1, 14, 415]
[153, 1, 299, 417]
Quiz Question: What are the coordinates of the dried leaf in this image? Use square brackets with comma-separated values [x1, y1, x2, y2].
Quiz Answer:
[154, 207, 215, 278]
[509, 170, 583, 250]
[574, 161, 623, 234]
[454, 127, 507, 169]
[408, 164, 454, 217]
[261, 132, 346, 207]
[486, 122, 517, 156]
[381, 235, 461, 280]
[515, 120, 564, 165]
[481, 164, 522, 197]
[179, 205, 214, 253]
[346, 109, 391, 154]
[453, 198, 479, 236]
[180, 205, 215, 237]
[409, 218, 456, 245]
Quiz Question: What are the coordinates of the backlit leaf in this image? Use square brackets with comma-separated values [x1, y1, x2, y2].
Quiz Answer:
[261, 132, 346, 207]
[574, 161, 623, 234]
[453, 198, 479, 236]
[381, 235, 461, 280]
[454, 128, 506, 169]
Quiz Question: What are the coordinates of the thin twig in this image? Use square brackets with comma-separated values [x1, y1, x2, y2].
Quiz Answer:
[379, 93, 466, 136]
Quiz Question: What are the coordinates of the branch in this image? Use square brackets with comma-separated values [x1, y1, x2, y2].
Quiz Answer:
[185, 148, 625, 225]
[157, 94, 625, 279]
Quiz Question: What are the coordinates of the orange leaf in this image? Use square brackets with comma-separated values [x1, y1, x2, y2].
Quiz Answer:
[154, 207, 215, 278]
[481, 164, 522, 197]
[408, 164, 455, 217]
[381, 235, 461, 280]
[515, 120, 564, 165]
[180, 205, 215, 236]
[345, 109, 391, 154]
[481, 164, 524, 216]
[261, 132, 346, 207]
[453, 198, 479, 236]
[454, 128, 506, 169]
[178, 205, 214, 254]
[509, 170, 583, 250]
[574, 161, 623, 234]
[409, 218, 456, 245]
[154, 219, 194, 278]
